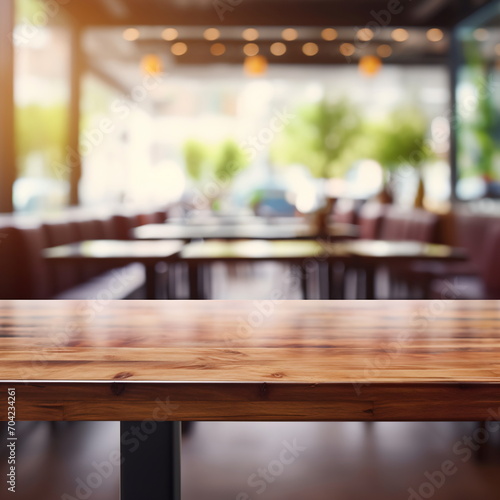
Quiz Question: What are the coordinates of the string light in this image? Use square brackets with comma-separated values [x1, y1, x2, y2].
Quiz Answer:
[270, 42, 287, 56]
[339, 43, 355, 56]
[242, 28, 259, 41]
[141, 54, 163, 74]
[210, 43, 226, 56]
[282, 28, 298, 41]
[243, 43, 259, 56]
[321, 28, 337, 41]
[171, 42, 188, 56]
[204, 28, 220, 41]
[357, 28, 374, 41]
[426, 28, 444, 42]
[359, 55, 382, 76]
[161, 28, 178, 41]
[303, 42, 319, 56]
[123, 28, 140, 41]
[244, 55, 268, 76]
[391, 28, 409, 42]
[377, 44, 392, 58]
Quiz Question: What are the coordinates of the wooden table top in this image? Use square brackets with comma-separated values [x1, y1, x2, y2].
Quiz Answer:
[181, 240, 326, 261]
[335, 239, 467, 261]
[1, 300, 499, 422]
[166, 215, 310, 226]
[133, 222, 356, 241]
[180, 239, 466, 263]
[43, 240, 184, 264]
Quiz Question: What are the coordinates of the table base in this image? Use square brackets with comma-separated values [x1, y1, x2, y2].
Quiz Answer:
[120, 421, 181, 500]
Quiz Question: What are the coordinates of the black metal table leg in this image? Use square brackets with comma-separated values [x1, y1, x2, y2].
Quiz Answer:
[365, 265, 376, 300]
[145, 264, 157, 299]
[188, 262, 201, 299]
[300, 264, 308, 299]
[329, 262, 346, 299]
[120, 421, 181, 500]
[318, 261, 330, 299]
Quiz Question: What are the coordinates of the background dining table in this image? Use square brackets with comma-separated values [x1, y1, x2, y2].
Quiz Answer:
[43, 239, 184, 299]
[1, 300, 499, 499]
[133, 221, 359, 241]
[178, 239, 468, 299]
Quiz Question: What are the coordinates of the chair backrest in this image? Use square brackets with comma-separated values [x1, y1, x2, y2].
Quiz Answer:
[452, 213, 493, 270]
[111, 214, 138, 240]
[379, 206, 411, 241]
[478, 222, 500, 295]
[98, 217, 120, 239]
[330, 198, 363, 225]
[406, 209, 439, 243]
[153, 210, 168, 223]
[42, 221, 81, 294]
[75, 219, 103, 241]
[137, 212, 162, 226]
[0, 225, 50, 299]
[42, 221, 79, 247]
[358, 202, 386, 240]
[380, 206, 439, 243]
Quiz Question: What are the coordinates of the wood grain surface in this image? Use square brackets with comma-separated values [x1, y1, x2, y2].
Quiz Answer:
[0, 300, 499, 421]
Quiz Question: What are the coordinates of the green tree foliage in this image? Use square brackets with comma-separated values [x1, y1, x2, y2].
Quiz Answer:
[182, 139, 207, 181]
[16, 0, 45, 22]
[15, 104, 68, 178]
[458, 40, 495, 179]
[183, 139, 249, 183]
[213, 139, 249, 182]
[271, 99, 362, 178]
[368, 107, 434, 170]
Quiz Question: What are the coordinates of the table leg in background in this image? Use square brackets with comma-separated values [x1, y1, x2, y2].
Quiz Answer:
[318, 261, 330, 299]
[298, 264, 308, 299]
[120, 421, 181, 500]
[188, 262, 199, 299]
[328, 261, 346, 299]
[364, 264, 376, 300]
[145, 264, 157, 299]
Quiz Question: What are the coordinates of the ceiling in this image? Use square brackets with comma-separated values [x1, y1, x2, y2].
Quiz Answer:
[44, 0, 495, 88]
[57, 0, 493, 28]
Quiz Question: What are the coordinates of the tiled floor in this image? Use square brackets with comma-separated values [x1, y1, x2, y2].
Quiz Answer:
[2, 421, 500, 499]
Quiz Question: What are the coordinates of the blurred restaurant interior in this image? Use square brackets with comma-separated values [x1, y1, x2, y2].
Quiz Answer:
[1, 0, 500, 300]
[3, 3, 500, 500]
[0, 0, 500, 300]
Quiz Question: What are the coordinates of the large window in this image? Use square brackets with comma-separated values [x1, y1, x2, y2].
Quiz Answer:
[13, 0, 70, 212]
[80, 23, 451, 213]
[455, 1, 500, 200]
